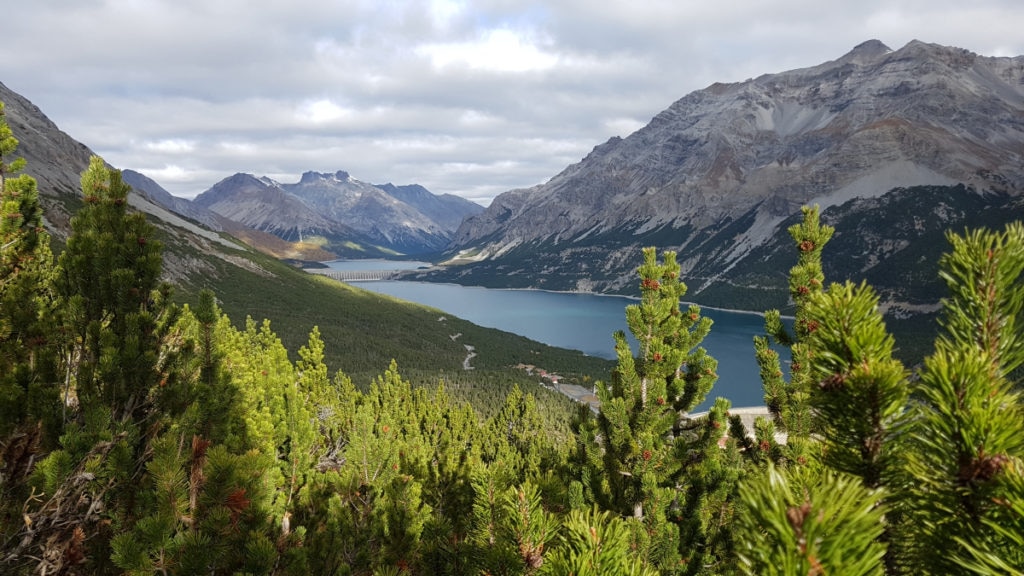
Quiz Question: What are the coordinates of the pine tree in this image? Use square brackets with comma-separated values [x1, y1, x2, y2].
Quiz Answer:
[579, 247, 731, 573]
[674, 397, 744, 574]
[109, 435, 282, 576]
[953, 464, 1024, 574]
[0, 100, 59, 443]
[800, 280, 910, 573]
[501, 482, 560, 574]
[0, 100, 61, 556]
[733, 464, 886, 576]
[188, 290, 244, 445]
[296, 325, 336, 456]
[468, 468, 522, 574]
[296, 361, 414, 573]
[484, 384, 548, 484]
[736, 218, 1024, 575]
[899, 223, 1024, 573]
[54, 156, 171, 425]
[215, 315, 317, 543]
[544, 506, 660, 576]
[803, 281, 908, 489]
[3, 157, 187, 574]
[291, 352, 365, 575]
[410, 384, 479, 573]
[754, 205, 834, 466]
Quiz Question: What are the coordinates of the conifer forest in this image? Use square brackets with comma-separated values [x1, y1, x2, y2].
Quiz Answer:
[2, 101, 1024, 575]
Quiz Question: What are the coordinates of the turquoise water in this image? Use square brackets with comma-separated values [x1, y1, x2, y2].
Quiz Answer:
[353, 280, 779, 410]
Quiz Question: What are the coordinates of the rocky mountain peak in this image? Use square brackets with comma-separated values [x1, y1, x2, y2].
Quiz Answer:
[198, 173, 277, 201]
[376, 182, 485, 232]
[840, 39, 891, 64]
[224, 172, 264, 186]
[297, 170, 350, 184]
[899, 39, 983, 70]
[298, 171, 322, 184]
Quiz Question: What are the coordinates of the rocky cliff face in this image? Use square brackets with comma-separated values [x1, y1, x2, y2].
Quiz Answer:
[432, 40, 1024, 310]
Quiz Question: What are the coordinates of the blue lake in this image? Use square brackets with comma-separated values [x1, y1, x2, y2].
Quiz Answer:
[337, 281, 777, 411]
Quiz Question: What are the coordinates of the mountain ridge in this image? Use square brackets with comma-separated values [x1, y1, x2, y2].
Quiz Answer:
[426, 40, 1024, 315]
[193, 172, 354, 242]
[191, 169, 484, 256]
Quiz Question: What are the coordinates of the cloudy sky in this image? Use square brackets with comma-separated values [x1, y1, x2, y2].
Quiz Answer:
[2, 1, 1021, 205]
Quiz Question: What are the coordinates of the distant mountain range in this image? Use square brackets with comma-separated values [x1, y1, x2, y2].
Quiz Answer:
[414, 40, 1024, 322]
[191, 170, 483, 256]
[123, 164, 484, 260]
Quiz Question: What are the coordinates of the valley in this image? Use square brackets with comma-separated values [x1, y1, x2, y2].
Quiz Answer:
[2, 32, 1023, 574]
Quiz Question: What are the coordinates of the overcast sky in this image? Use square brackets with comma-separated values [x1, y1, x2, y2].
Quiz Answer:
[2, 1, 1021, 205]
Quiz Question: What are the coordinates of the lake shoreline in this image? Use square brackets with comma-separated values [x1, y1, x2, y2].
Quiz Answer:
[314, 259, 781, 319]
[313, 268, 785, 410]
[385, 273, 791, 320]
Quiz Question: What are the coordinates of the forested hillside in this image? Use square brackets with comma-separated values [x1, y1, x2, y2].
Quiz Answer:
[3, 103, 1024, 575]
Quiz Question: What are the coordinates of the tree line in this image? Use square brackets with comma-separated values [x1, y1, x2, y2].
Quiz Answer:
[2, 101, 1023, 575]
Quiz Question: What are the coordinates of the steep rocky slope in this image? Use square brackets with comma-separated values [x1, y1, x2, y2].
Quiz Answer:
[426, 40, 1024, 313]
[0, 80, 270, 286]
[0, 81, 93, 234]
[122, 169, 224, 231]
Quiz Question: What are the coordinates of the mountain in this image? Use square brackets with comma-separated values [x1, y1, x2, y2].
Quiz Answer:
[424, 40, 1024, 318]
[2, 78, 477, 262]
[122, 169, 223, 230]
[192, 170, 484, 256]
[0, 81, 94, 234]
[0, 80, 271, 287]
[375, 182, 484, 232]
[122, 169, 338, 262]
[281, 170, 452, 254]
[193, 173, 357, 241]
